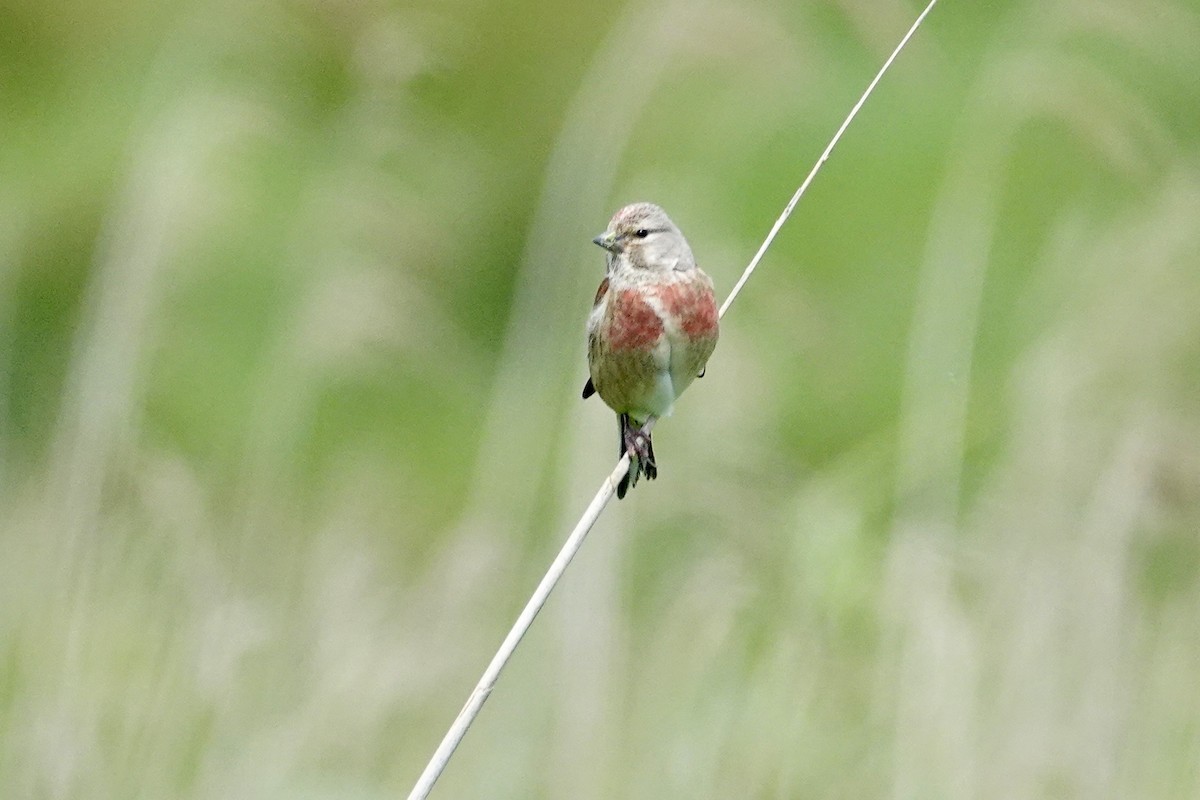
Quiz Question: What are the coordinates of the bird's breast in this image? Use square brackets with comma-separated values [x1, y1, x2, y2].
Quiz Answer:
[653, 277, 719, 340]
[607, 288, 665, 351]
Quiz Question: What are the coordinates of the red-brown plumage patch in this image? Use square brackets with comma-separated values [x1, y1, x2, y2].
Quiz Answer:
[657, 281, 718, 337]
[609, 288, 663, 350]
[593, 277, 609, 307]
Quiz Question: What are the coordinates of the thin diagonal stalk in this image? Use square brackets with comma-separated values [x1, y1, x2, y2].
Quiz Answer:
[405, 3, 938, 797]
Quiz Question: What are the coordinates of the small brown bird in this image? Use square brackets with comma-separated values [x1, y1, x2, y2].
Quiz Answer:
[583, 203, 719, 498]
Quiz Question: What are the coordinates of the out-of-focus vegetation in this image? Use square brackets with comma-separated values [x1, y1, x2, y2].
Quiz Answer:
[2, 0, 1199, 797]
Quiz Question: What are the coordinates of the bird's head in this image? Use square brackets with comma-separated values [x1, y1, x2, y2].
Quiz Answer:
[593, 202, 695, 273]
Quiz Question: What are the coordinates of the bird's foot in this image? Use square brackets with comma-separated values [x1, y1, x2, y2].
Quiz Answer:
[623, 424, 657, 481]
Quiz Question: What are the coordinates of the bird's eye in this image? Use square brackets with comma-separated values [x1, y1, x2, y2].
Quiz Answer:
[634, 229, 649, 238]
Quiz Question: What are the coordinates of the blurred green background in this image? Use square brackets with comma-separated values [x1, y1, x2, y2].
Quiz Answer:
[3, 0, 1200, 797]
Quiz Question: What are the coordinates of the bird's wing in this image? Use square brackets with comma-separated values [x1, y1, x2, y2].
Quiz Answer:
[592, 276, 610, 307]
[582, 277, 610, 399]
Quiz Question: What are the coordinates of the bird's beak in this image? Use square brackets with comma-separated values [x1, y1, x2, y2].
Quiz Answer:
[592, 231, 618, 252]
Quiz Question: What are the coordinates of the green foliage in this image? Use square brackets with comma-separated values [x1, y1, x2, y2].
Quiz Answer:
[2, 0, 1200, 798]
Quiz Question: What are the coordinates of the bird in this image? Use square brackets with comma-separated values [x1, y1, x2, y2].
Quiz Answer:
[582, 202, 719, 498]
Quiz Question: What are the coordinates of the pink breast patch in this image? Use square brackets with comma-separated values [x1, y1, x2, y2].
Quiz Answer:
[609, 289, 664, 350]
[657, 282, 718, 337]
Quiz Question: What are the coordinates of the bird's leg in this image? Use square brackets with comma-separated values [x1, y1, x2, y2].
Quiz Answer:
[623, 418, 657, 481]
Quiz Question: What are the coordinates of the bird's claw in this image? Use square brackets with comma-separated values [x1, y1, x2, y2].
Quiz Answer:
[623, 426, 656, 480]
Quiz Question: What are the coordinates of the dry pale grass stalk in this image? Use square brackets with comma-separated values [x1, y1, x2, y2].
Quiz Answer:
[405, 2, 939, 797]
